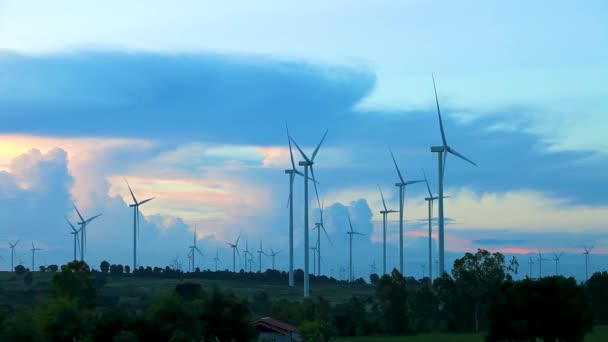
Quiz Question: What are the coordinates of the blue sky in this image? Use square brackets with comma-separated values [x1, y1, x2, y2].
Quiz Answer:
[0, 1, 607, 281]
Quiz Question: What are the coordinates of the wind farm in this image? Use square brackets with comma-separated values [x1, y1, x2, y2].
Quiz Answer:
[0, 4, 606, 339]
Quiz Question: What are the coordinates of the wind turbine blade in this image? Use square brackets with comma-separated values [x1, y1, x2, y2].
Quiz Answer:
[311, 130, 328, 161]
[321, 224, 333, 246]
[347, 213, 354, 232]
[139, 197, 155, 206]
[124, 178, 138, 204]
[73, 204, 85, 222]
[388, 146, 405, 183]
[235, 232, 241, 246]
[65, 217, 78, 232]
[405, 180, 426, 186]
[442, 151, 447, 182]
[310, 165, 321, 209]
[422, 169, 433, 198]
[287, 126, 299, 171]
[289, 136, 310, 163]
[447, 147, 477, 167]
[378, 185, 388, 211]
[86, 213, 102, 224]
[432, 74, 448, 147]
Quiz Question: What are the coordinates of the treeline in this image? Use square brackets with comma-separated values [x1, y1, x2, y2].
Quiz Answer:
[252, 249, 607, 341]
[0, 261, 256, 341]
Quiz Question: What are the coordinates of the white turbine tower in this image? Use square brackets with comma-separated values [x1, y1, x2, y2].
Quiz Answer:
[125, 179, 155, 271]
[73, 204, 102, 262]
[389, 147, 425, 275]
[347, 213, 364, 282]
[213, 249, 222, 272]
[243, 240, 251, 272]
[189, 227, 203, 271]
[290, 130, 328, 297]
[583, 246, 594, 281]
[30, 242, 42, 271]
[313, 200, 331, 276]
[65, 217, 80, 261]
[430, 76, 477, 276]
[257, 239, 269, 272]
[8, 240, 19, 272]
[422, 169, 447, 281]
[553, 252, 563, 276]
[378, 185, 397, 275]
[227, 233, 241, 273]
[528, 256, 535, 278]
[285, 125, 305, 287]
[270, 249, 281, 269]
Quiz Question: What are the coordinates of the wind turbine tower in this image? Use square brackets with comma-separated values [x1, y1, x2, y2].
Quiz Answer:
[8, 241, 19, 272]
[213, 249, 221, 272]
[347, 213, 364, 282]
[378, 185, 398, 275]
[584, 246, 594, 281]
[65, 217, 80, 261]
[538, 249, 550, 278]
[528, 256, 535, 278]
[430, 76, 477, 276]
[422, 169, 444, 281]
[290, 130, 328, 297]
[30, 242, 42, 271]
[313, 200, 330, 276]
[227, 233, 241, 273]
[389, 148, 425, 276]
[285, 126, 305, 286]
[257, 239, 268, 272]
[270, 249, 280, 269]
[73, 204, 102, 262]
[125, 179, 155, 271]
[189, 226, 203, 272]
[553, 252, 563, 276]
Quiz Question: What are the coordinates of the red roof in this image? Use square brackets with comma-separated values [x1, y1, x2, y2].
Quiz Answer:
[253, 317, 297, 335]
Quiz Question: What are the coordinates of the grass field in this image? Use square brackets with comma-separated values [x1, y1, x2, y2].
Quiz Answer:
[334, 325, 608, 342]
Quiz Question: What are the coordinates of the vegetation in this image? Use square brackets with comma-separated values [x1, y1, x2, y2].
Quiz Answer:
[0, 249, 606, 341]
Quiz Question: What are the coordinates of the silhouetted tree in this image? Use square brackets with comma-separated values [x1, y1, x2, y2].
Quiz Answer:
[100, 260, 110, 273]
[23, 271, 33, 287]
[14, 265, 26, 275]
[369, 273, 380, 284]
[47, 264, 59, 272]
[586, 271, 608, 324]
[375, 269, 409, 334]
[124, 265, 130, 274]
[51, 260, 96, 309]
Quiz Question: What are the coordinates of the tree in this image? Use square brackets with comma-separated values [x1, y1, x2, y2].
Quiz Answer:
[39, 266, 47, 272]
[23, 271, 33, 287]
[51, 260, 96, 309]
[586, 271, 608, 324]
[369, 273, 380, 284]
[375, 269, 409, 334]
[124, 265, 130, 274]
[487, 276, 592, 342]
[48, 264, 59, 272]
[410, 285, 441, 333]
[100, 260, 110, 273]
[14, 265, 26, 275]
[299, 320, 325, 342]
[452, 249, 517, 332]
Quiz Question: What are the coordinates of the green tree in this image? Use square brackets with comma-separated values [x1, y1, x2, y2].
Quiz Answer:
[100, 260, 110, 273]
[51, 260, 96, 309]
[410, 285, 441, 333]
[37, 297, 93, 342]
[375, 269, 409, 334]
[23, 271, 33, 287]
[299, 320, 325, 342]
[586, 271, 608, 324]
[0, 306, 40, 341]
[452, 249, 517, 332]
[14, 264, 26, 275]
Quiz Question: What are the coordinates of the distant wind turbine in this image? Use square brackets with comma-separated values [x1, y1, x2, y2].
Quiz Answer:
[347, 213, 365, 282]
[227, 233, 241, 273]
[73, 203, 102, 262]
[125, 178, 155, 271]
[528, 256, 535, 278]
[65, 217, 80, 261]
[584, 246, 594, 281]
[553, 252, 563, 275]
[389, 147, 425, 275]
[310, 239, 318, 275]
[538, 249, 550, 278]
[313, 200, 331, 276]
[370, 259, 377, 275]
[430, 75, 477, 275]
[270, 249, 280, 269]
[8, 240, 19, 272]
[285, 125, 304, 287]
[378, 185, 398, 275]
[213, 249, 222, 272]
[257, 239, 269, 272]
[290, 129, 328, 297]
[30, 242, 42, 271]
[423, 169, 448, 281]
[189, 226, 203, 272]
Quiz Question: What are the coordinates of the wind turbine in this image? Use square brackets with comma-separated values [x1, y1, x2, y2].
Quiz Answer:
[30, 242, 42, 271]
[243, 240, 251, 272]
[552, 252, 563, 276]
[389, 147, 425, 276]
[370, 259, 377, 275]
[378, 185, 398, 275]
[187, 250, 193, 272]
[227, 233, 241, 273]
[528, 256, 535, 278]
[313, 200, 331, 276]
[248, 254, 256, 273]
[347, 213, 364, 282]
[213, 249, 222, 272]
[290, 129, 328, 297]
[583, 246, 594, 281]
[8, 240, 19, 272]
[310, 240, 318, 275]
[73, 203, 102, 262]
[421, 263, 426, 279]
[285, 125, 304, 287]
[423, 169, 447, 281]
[125, 178, 155, 271]
[537, 249, 550, 278]
[189, 226, 203, 272]
[270, 249, 280, 269]
[65, 217, 80, 261]
[430, 76, 477, 276]
[257, 239, 269, 272]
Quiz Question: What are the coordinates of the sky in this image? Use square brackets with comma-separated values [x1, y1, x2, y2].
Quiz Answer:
[0, 1, 607, 281]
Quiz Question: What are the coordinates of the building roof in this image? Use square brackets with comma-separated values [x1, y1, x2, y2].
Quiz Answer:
[252, 317, 297, 335]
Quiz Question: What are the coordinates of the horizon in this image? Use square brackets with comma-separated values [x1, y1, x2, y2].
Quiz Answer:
[1, 1, 607, 282]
